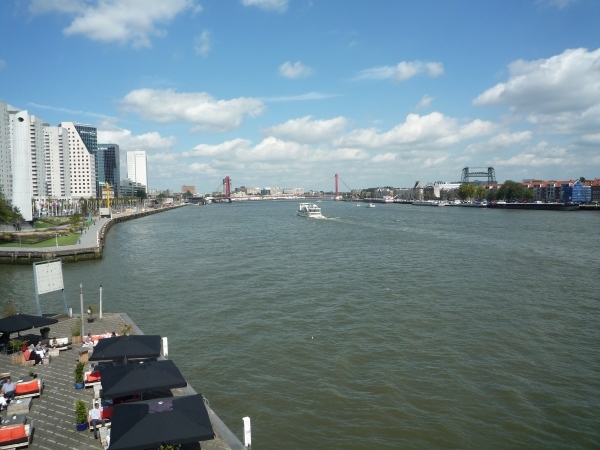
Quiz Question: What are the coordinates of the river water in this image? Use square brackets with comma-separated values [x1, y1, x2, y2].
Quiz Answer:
[1, 201, 599, 449]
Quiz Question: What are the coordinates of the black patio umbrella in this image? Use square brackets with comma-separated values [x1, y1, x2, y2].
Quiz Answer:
[108, 394, 215, 450]
[89, 334, 162, 361]
[0, 313, 58, 334]
[100, 360, 187, 399]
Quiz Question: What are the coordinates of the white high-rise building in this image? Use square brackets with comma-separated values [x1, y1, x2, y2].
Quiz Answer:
[9, 110, 46, 221]
[59, 122, 96, 199]
[126, 150, 148, 192]
[44, 124, 71, 198]
[0, 101, 12, 200]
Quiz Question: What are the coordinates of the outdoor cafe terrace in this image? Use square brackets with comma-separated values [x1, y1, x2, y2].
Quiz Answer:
[0, 313, 238, 450]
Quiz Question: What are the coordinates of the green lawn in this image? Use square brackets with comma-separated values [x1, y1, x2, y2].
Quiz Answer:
[35, 218, 71, 229]
[0, 233, 80, 247]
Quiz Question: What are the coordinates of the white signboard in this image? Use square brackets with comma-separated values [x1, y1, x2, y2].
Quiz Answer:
[34, 260, 64, 295]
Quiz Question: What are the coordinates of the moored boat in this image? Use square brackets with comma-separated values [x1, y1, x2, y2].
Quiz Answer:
[487, 202, 580, 211]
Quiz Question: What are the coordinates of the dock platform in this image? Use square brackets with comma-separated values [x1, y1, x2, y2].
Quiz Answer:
[0, 313, 244, 450]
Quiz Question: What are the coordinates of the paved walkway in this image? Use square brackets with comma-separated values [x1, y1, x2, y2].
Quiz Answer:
[0, 218, 109, 252]
[0, 313, 236, 450]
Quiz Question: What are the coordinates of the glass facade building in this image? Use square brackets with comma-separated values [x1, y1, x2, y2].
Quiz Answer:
[562, 180, 592, 203]
[97, 144, 121, 197]
[73, 124, 98, 195]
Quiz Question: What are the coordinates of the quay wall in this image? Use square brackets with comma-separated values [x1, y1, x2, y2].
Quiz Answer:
[0, 204, 188, 265]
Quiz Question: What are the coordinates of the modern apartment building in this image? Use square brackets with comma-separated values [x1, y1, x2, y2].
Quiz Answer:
[44, 124, 71, 198]
[126, 150, 148, 192]
[97, 143, 121, 197]
[0, 101, 12, 201]
[59, 122, 96, 199]
[9, 110, 46, 221]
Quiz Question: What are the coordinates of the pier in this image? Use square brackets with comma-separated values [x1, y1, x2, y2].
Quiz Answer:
[0, 312, 245, 450]
[0, 204, 188, 265]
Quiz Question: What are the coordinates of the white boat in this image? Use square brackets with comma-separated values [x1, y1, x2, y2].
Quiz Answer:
[297, 203, 323, 218]
[368, 203, 376, 208]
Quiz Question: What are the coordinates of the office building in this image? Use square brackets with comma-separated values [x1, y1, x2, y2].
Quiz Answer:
[126, 150, 148, 192]
[120, 178, 146, 197]
[97, 143, 121, 197]
[59, 122, 96, 199]
[181, 185, 196, 195]
[44, 124, 71, 198]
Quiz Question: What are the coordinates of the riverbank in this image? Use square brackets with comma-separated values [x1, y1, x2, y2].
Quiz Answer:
[0, 312, 246, 450]
[0, 204, 188, 265]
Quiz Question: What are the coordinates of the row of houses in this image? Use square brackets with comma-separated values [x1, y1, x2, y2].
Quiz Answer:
[483, 179, 600, 203]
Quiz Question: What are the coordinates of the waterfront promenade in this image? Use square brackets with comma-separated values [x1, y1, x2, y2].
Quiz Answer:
[0, 313, 244, 450]
[0, 205, 187, 264]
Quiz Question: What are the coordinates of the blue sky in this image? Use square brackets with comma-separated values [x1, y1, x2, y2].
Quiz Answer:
[1, 0, 599, 192]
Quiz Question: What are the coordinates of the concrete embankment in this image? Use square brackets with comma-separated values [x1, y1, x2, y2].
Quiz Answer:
[0, 204, 188, 265]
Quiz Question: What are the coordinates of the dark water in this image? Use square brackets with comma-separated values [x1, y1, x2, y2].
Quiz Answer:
[1, 202, 599, 449]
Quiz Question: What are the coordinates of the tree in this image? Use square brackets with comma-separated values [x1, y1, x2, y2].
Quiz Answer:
[579, 176, 586, 182]
[495, 180, 533, 202]
[458, 183, 477, 200]
[69, 212, 82, 230]
[0, 186, 22, 225]
[80, 198, 89, 217]
[475, 186, 486, 199]
[182, 190, 193, 199]
[135, 189, 147, 200]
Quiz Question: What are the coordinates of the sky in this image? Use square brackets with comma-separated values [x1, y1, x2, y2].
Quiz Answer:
[1, 0, 600, 193]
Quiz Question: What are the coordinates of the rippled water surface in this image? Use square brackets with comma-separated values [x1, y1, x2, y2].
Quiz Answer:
[1, 202, 599, 449]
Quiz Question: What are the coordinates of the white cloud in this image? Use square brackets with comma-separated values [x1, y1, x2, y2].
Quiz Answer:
[473, 47, 600, 134]
[183, 136, 368, 165]
[194, 30, 211, 57]
[97, 121, 177, 151]
[120, 88, 265, 132]
[263, 92, 338, 102]
[536, 0, 578, 9]
[490, 142, 568, 167]
[279, 61, 314, 79]
[464, 131, 532, 154]
[29, 0, 198, 48]
[353, 60, 444, 82]
[0, 60, 6, 71]
[371, 153, 396, 163]
[28, 102, 112, 119]
[262, 116, 347, 143]
[241, 0, 289, 12]
[416, 95, 434, 109]
[336, 112, 497, 150]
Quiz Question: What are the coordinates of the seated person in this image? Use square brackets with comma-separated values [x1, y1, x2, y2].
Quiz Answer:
[83, 333, 93, 347]
[89, 402, 105, 439]
[1, 377, 16, 401]
[49, 337, 59, 348]
[0, 392, 7, 411]
[35, 341, 45, 356]
[26, 345, 43, 365]
[111, 331, 117, 337]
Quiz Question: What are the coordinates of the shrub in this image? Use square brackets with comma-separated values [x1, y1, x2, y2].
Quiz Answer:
[75, 400, 88, 424]
[74, 362, 85, 384]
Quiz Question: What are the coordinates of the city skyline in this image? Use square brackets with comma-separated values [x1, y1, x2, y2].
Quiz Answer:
[1, 0, 599, 192]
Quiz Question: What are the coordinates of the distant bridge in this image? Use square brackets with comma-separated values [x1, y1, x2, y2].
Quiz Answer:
[460, 167, 497, 184]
